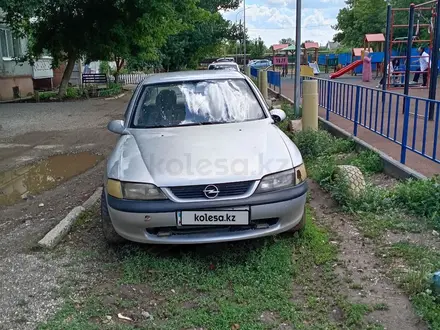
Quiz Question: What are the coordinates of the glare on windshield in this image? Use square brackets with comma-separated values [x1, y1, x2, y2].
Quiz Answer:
[131, 79, 265, 128]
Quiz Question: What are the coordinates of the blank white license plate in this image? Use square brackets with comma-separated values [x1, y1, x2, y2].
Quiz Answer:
[178, 210, 250, 226]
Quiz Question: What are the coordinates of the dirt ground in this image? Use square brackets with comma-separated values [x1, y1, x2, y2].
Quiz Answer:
[0, 94, 131, 329]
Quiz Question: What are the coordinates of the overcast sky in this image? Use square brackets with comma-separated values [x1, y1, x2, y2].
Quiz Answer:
[220, 0, 346, 47]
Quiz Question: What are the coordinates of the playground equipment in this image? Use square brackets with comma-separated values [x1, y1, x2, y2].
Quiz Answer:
[329, 48, 369, 79]
[303, 42, 320, 75]
[329, 59, 362, 79]
[383, 0, 440, 120]
[385, 2, 436, 90]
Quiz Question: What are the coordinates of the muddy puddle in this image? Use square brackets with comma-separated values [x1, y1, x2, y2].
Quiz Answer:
[0, 152, 103, 207]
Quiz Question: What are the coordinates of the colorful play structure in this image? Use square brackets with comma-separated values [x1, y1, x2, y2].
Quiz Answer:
[328, 0, 440, 103]
[329, 34, 384, 79]
[270, 42, 320, 77]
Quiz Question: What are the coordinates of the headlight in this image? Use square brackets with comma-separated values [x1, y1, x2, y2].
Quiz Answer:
[256, 164, 307, 193]
[107, 179, 167, 200]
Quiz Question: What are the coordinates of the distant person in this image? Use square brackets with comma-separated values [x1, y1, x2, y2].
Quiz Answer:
[412, 46, 430, 87]
[377, 58, 399, 88]
[362, 51, 372, 82]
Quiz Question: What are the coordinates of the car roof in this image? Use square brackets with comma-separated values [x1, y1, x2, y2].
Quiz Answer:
[140, 70, 244, 85]
[209, 61, 238, 66]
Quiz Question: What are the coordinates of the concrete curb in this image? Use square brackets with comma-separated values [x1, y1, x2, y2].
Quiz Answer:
[104, 93, 125, 101]
[37, 187, 103, 249]
[38, 206, 85, 249]
[318, 117, 427, 180]
[82, 187, 103, 209]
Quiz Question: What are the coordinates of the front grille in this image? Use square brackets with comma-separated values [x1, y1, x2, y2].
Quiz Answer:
[146, 218, 279, 236]
[169, 181, 254, 199]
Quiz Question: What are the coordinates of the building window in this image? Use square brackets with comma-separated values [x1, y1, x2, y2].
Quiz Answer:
[0, 28, 22, 58]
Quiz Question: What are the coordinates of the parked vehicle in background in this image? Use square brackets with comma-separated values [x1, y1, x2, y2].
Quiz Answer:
[215, 57, 235, 62]
[208, 62, 240, 71]
[103, 70, 308, 245]
[249, 59, 272, 69]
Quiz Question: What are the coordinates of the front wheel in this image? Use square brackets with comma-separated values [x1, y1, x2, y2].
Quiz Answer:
[101, 188, 126, 245]
[289, 206, 306, 233]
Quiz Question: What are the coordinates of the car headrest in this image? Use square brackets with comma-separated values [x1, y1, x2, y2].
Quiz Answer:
[156, 90, 177, 109]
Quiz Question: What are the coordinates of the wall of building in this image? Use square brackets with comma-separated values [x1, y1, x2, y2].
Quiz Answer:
[0, 76, 33, 100]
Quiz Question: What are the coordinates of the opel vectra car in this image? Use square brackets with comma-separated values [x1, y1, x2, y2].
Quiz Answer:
[102, 70, 307, 244]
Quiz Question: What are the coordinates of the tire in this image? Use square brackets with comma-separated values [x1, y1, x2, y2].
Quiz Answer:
[289, 206, 307, 233]
[101, 188, 126, 245]
[333, 165, 366, 198]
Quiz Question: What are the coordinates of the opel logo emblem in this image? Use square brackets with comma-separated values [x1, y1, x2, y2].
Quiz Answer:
[203, 185, 220, 199]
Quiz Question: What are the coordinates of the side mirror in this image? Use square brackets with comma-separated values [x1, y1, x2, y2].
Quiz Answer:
[108, 120, 127, 135]
[270, 109, 287, 123]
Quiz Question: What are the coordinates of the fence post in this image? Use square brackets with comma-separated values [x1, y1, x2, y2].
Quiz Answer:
[400, 95, 411, 164]
[245, 66, 250, 77]
[353, 85, 361, 136]
[278, 72, 281, 94]
[259, 70, 268, 100]
[302, 80, 318, 131]
[325, 81, 332, 120]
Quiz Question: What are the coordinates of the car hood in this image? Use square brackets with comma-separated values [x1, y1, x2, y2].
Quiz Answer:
[107, 120, 302, 187]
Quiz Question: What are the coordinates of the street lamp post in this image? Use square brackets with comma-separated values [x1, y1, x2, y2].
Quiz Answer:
[235, 10, 244, 64]
[243, 0, 247, 68]
[294, 0, 301, 116]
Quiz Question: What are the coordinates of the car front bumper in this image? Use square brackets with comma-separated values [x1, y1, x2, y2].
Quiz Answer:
[105, 182, 308, 244]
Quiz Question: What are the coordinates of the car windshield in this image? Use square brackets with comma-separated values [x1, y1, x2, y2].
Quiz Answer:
[131, 79, 265, 128]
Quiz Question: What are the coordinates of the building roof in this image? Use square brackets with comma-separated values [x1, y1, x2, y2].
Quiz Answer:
[326, 41, 340, 50]
[141, 70, 244, 85]
[281, 44, 296, 51]
[352, 48, 374, 56]
[365, 34, 385, 43]
[304, 42, 319, 49]
[271, 44, 290, 51]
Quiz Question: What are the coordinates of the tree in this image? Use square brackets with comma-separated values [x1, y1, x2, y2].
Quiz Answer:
[159, 0, 240, 71]
[249, 37, 267, 58]
[0, 0, 197, 97]
[333, 0, 386, 46]
[279, 38, 294, 45]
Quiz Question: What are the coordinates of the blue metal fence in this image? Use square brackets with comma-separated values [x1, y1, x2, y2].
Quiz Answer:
[267, 70, 281, 93]
[250, 67, 258, 80]
[249, 68, 281, 93]
[304, 78, 440, 165]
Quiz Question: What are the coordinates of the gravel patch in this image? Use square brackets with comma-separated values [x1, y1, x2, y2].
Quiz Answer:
[0, 253, 71, 329]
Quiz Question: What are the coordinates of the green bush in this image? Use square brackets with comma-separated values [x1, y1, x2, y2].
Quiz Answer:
[346, 150, 384, 174]
[65, 87, 82, 99]
[291, 129, 355, 159]
[392, 176, 440, 227]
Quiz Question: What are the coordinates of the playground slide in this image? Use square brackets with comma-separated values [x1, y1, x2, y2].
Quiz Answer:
[308, 62, 320, 75]
[329, 60, 363, 79]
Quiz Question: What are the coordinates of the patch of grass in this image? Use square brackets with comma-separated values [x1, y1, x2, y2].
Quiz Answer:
[291, 129, 355, 160]
[385, 242, 440, 328]
[345, 150, 383, 175]
[40, 208, 381, 330]
[392, 176, 440, 229]
[373, 303, 389, 311]
[337, 301, 372, 327]
[349, 283, 363, 290]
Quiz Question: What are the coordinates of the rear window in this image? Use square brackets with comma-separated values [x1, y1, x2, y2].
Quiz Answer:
[208, 63, 238, 71]
[130, 79, 265, 128]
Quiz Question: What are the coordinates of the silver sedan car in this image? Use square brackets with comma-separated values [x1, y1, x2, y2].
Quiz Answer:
[102, 70, 307, 244]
